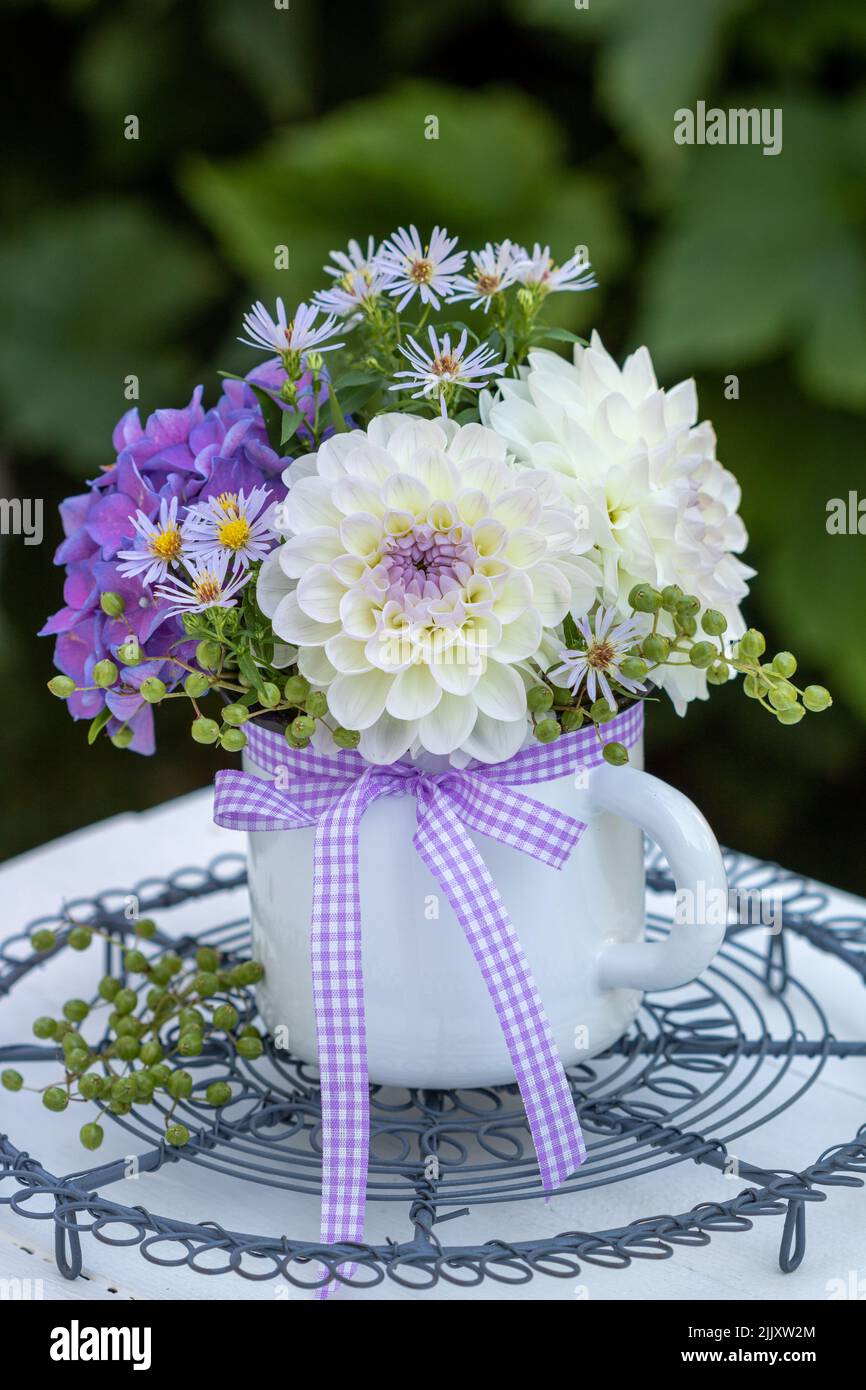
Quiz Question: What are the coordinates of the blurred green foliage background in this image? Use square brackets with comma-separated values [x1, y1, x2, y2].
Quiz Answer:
[1, 0, 864, 889]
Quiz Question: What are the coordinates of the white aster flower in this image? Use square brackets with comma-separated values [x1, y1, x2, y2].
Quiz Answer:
[314, 237, 393, 320]
[483, 330, 754, 713]
[239, 298, 345, 356]
[155, 551, 250, 619]
[447, 240, 518, 312]
[548, 606, 647, 711]
[185, 486, 276, 572]
[379, 225, 466, 312]
[510, 243, 596, 295]
[117, 496, 192, 586]
[262, 414, 601, 764]
[390, 328, 501, 415]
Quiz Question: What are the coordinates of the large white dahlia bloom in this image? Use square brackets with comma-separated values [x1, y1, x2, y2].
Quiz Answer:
[482, 331, 754, 712]
[259, 415, 601, 764]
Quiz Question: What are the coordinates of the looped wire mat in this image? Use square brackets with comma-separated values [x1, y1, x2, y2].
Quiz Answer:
[1, 849, 864, 1292]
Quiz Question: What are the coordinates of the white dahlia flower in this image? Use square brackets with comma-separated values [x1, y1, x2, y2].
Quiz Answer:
[260, 414, 601, 764]
[482, 331, 754, 712]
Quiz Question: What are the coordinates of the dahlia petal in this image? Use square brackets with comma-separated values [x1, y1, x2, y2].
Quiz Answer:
[357, 713, 418, 765]
[279, 529, 344, 577]
[285, 476, 343, 532]
[417, 691, 478, 756]
[471, 661, 526, 721]
[502, 528, 546, 568]
[490, 610, 543, 664]
[460, 711, 528, 765]
[296, 564, 346, 623]
[271, 591, 338, 647]
[325, 633, 372, 674]
[327, 669, 392, 730]
[340, 513, 383, 556]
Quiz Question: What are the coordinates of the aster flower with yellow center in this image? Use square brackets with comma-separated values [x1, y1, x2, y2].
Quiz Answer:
[548, 606, 648, 711]
[154, 550, 250, 620]
[448, 241, 518, 313]
[117, 496, 193, 586]
[186, 486, 276, 571]
[379, 225, 466, 313]
[391, 328, 501, 416]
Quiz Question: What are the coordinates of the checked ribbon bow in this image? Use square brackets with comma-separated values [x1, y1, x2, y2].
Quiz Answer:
[213, 702, 643, 1293]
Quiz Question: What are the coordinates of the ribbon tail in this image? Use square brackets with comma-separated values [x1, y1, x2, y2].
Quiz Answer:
[213, 769, 314, 832]
[414, 787, 586, 1192]
[311, 774, 380, 1298]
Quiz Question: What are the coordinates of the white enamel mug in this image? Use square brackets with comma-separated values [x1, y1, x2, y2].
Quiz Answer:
[242, 723, 727, 1089]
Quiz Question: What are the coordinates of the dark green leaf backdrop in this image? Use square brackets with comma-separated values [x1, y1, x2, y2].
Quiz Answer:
[2, 0, 864, 890]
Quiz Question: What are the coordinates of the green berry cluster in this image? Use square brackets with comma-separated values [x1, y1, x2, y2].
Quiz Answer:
[48, 584, 360, 756]
[4, 915, 268, 1152]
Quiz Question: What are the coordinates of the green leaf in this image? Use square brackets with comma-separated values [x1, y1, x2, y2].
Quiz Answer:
[326, 384, 348, 434]
[280, 411, 305, 448]
[531, 327, 589, 347]
[247, 384, 284, 454]
[639, 97, 866, 412]
[563, 613, 581, 650]
[87, 708, 112, 746]
[0, 200, 220, 470]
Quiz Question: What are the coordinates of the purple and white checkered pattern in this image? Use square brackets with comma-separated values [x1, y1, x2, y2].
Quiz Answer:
[214, 702, 643, 1295]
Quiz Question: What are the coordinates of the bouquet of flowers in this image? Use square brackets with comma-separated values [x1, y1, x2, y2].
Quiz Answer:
[43, 226, 832, 765]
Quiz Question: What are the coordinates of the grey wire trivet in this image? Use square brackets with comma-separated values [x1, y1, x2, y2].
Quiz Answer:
[1, 849, 864, 1292]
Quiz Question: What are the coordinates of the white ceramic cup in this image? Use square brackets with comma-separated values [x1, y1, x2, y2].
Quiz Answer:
[244, 727, 727, 1088]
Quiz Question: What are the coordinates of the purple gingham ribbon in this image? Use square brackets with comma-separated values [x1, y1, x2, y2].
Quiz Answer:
[214, 702, 643, 1293]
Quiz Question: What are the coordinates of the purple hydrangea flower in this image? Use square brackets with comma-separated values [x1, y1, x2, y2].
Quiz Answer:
[41, 365, 318, 754]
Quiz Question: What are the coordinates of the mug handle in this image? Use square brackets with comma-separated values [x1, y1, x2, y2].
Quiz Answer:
[589, 763, 727, 992]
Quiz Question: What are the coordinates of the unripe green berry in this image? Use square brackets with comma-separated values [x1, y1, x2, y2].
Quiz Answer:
[117, 639, 142, 666]
[527, 686, 554, 714]
[619, 656, 647, 682]
[196, 946, 220, 971]
[306, 690, 329, 717]
[743, 673, 768, 698]
[701, 609, 728, 636]
[63, 999, 89, 1023]
[33, 1016, 58, 1040]
[184, 672, 210, 699]
[590, 699, 615, 724]
[770, 651, 797, 678]
[222, 703, 249, 726]
[166, 1123, 190, 1148]
[206, 1081, 232, 1107]
[98, 975, 121, 1001]
[100, 591, 125, 618]
[676, 595, 701, 617]
[48, 675, 76, 699]
[2, 1069, 23, 1092]
[68, 926, 92, 951]
[191, 716, 220, 745]
[109, 1100, 131, 1116]
[167, 1069, 193, 1100]
[113, 1016, 143, 1038]
[660, 585, 684, 612]
[629, 584, 662, 614]
[111, 1077, 136, 1105]
[236, 1035, 264, 1060]
[134, 918, 157, 939]
[149, 1063, 172, 1088]
[768, 681, 797, 711]
[124, 949, 149, 974]
[31, 929, 57, 952]
[179, 1008, 205, 1030]
[777, 704, 806, 725]
[283, 675, 310, 705]
[738, 628, 766, 659]
[178, 1031, 203, 1057]
[677, 614, 698, 638]
[116, 1036, 140, 1061]
[689, 641, 716, 670]
[193, 970, 219, 997]
[132, 1073, 154, 1102]
[235, 961, 265, 985]
[260, 682, 282, 709]
[602, 741, 629, 766]
[642, 634, 671, 663]
[560, 708, 585, 732]
[212, 1004, 239, 1031]
[534, 718, 561, 743]
[196, 640, 222, 671]
[140, 676, 166, 704]
[803, 685, 832, 713]
[113, 988, 137, 1015]
[92, 659, 118, 689]
[111, 727, 134, 749]
[78, 1073, 105, 1100]
[332, 727, 360, 749]
[43, 1086, 68, 1112]
[80, 1123, 104, 1151]
[140, 1040, 164, 1066]
[707, 661, 729, 686]
[220, 727, 247, 753]
[291, 715, 316, 740]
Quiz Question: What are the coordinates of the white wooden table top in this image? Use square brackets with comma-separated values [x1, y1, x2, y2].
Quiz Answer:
[1, 790, 864, 1302]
